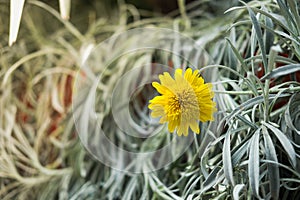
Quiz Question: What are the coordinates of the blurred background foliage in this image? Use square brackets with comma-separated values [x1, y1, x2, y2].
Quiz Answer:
[0, 0, 300, 199]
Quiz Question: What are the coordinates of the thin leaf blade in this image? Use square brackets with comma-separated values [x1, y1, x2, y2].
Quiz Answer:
[248, 128, 261, 198]
[261, 64, 300, 80]
[262, 127, 280, 199]
[247, 6, 268, 73]
[263, 122, 297, 168]
[233, 184, 245, 200]
[223, 131, 235, 186]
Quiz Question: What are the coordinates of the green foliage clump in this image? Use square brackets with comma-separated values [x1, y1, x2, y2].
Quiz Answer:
[0, 0, 300, 199]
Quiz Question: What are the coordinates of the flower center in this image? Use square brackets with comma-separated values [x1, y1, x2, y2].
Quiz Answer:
[167, 88, 199, 118]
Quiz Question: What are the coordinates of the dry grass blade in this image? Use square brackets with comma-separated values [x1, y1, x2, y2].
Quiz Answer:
[59, 0, 71, 20]
[9, 0, 25, 46]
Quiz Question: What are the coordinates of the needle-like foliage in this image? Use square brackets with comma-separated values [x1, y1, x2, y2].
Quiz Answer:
[0, 0, 299, 199]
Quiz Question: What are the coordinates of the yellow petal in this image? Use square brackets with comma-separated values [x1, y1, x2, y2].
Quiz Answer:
[176, 130, 183, 136]
[176, 69, 192, 91]
[152, 82, 166, 94]
[174, 69, 183, 82]
[184, 68, 194, 83]
[177, 121, 189, 136]
[149, 96, 166, 105]
[150, 105, 165, 117]
[199, 110, 214, 122]
[182, 127, 189, 136]
[159, 72, 176, 92]
[159, 115, 167, 123]
[190, 121, 200, 134]
[168, 119, 177, 132]
[191, 73, 203, 86]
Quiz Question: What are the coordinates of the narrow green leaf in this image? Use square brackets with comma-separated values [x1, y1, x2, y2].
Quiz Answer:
[225, 38, 247, 74]
[287, 0, 300, 33]
[211, 192, 227, 200]
[248, 128, 261, 198]
[252, 8, 292, 35]
[202, 167, 223, 194]
[262, 127, 279, 200]
[200, 135, 225, 178]
[223, 131, 235, 186]
[224, 5, 245, 14]
[227, 94, 289, 121]
[247, 6, 268, 73]
[269, 87, 289, 113]
[273, 30, 300, 46]
[261, 64, 300, 80]
[277, 0, 298, 34]
[228, 96, 264, 121]
[285, 93, 300, 135]
[250, 18, 257, 73]
[263, 122, 297, 168]
[123, 177, 137, 200]
[264, 14, 274, 54]
[232, 139, 250, 166]
[236, 114, 259, 129]
[233, 184, 245, 200]
[266, 45, 280, 75]
[148, 176, 174, 200]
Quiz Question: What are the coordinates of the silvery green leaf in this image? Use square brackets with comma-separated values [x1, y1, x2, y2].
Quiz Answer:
[223, 131, 235, 186]
[261, 64, 300, 80]
[262, 127, 279, 199]
[285, 93, 300, 135]
[247, 6, 268, 72]
[263, 122, 297, 168]
[233, 184, 245, 200]
[248, 128, 261, 199]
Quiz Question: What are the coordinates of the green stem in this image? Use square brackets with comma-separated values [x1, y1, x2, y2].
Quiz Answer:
[264, 46, 278, 121]
[178, 0, 190, 29]
[264, 79, 270, 122]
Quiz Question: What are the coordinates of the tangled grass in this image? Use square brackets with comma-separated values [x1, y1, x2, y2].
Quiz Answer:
[0, 0, 300, 199]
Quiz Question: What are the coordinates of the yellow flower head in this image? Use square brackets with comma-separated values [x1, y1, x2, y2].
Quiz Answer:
[148, 68, 217, 136]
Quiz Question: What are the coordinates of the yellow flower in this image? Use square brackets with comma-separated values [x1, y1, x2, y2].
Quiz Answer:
[148, 68, 216, 136]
